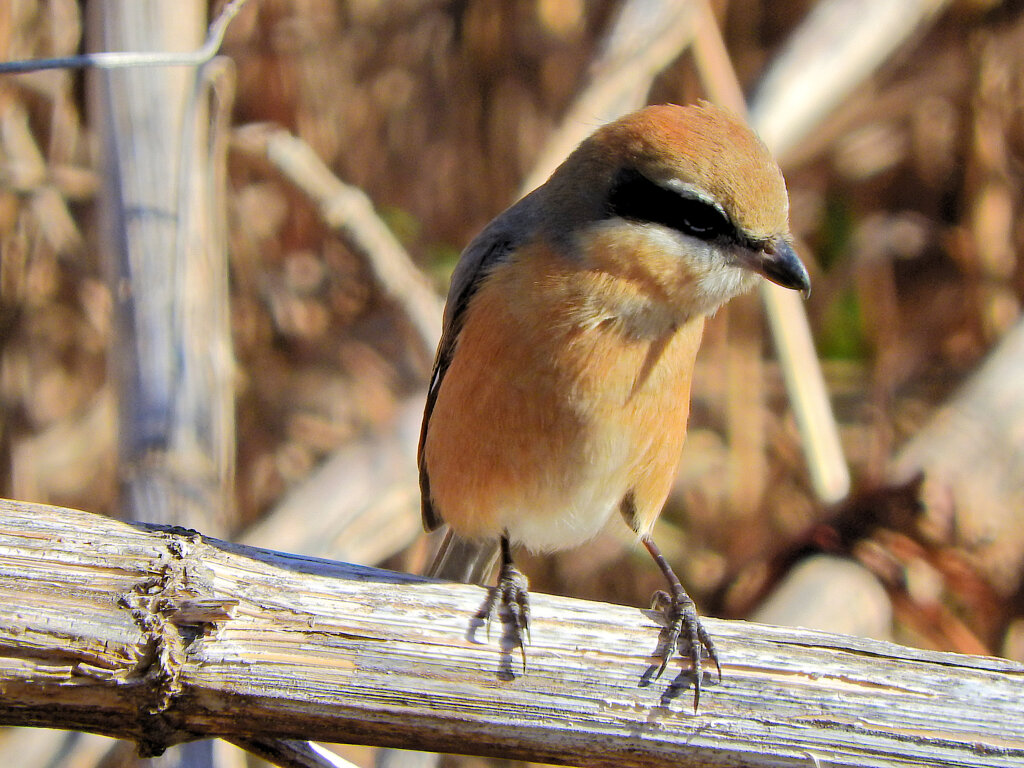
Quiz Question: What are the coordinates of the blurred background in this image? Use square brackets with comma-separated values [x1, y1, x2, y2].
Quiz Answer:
[2, 0, 1024, 766]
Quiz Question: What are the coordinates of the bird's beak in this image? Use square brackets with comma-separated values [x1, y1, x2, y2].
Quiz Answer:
[746, 239, 811, 297]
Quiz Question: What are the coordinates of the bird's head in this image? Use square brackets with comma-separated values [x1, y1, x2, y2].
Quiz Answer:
[542, 102, 809, 324]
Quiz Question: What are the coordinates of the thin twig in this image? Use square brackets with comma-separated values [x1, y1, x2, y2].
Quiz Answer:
[227, 737, 361, 768]
[232, 124, 444, 359]
[691, 0, 852, 504]
[0, 0, 249, 74]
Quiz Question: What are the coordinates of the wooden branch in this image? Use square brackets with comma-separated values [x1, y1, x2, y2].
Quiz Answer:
[231, 123, 443, 362]
[749, 0, 954, 162]
[688, 0, 852, 505]
[0, 498, 1021, 767]
[891, 317, 1024, 597]
[87, 1, 236, 529]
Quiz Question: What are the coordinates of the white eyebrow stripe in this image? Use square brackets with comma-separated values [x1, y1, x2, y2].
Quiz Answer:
[661, 178, 729, 218]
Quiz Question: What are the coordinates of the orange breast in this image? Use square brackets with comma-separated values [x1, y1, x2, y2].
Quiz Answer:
[422, 241, 704, 551]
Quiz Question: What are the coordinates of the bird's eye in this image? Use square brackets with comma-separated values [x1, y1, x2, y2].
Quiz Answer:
[607, 168, 732, 242]
[674, 196, 728, 238]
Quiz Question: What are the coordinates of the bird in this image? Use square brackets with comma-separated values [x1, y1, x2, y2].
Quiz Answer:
[417, 101, 810, 709]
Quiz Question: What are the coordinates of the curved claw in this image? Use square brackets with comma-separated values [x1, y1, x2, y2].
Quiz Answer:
[643, 537, 720, 711]
[496, 537, 531, 674]
[652, 587, 718, 710]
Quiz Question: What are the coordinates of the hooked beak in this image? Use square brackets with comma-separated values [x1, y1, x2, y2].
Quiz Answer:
[745, 238, 811, 297]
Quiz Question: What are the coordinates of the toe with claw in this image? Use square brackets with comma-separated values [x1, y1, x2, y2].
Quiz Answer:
[644, 537, 721, 711]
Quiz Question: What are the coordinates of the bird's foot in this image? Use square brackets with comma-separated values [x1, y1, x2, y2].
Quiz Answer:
[485, 558, 531, 672]
[650, 586, 721, 711]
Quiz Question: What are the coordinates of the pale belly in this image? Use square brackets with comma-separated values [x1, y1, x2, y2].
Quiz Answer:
[493, 417, 636, 552]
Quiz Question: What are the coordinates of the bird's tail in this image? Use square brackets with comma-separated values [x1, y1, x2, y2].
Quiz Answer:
[426, 528, 499, 584]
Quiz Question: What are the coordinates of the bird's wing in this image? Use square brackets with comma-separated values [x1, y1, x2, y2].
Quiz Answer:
[418, 191, 542, 530]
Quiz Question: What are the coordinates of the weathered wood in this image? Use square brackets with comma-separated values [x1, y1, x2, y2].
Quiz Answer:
[86, 5, 234, 766]
[891, 317, 1024, 598]
[0, 498, 1020, 767]
[88, 0, 234, 529]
